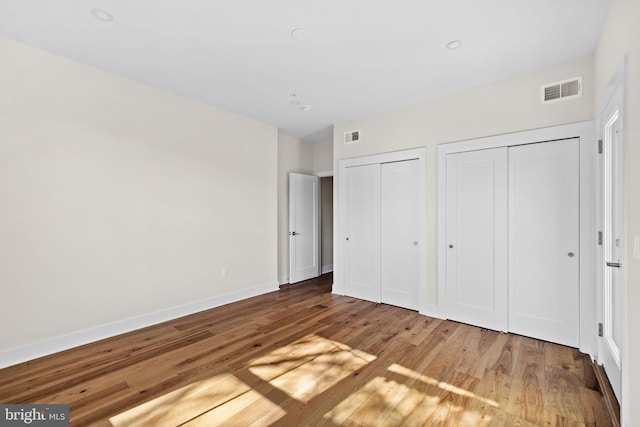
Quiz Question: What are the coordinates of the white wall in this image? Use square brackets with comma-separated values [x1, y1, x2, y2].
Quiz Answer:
[277, 133, 314, 283]
[313, 139, 334, 173]
[594, 0, 640, 424]
[333, 55, 594, 307]
[0, 37, 278, 365]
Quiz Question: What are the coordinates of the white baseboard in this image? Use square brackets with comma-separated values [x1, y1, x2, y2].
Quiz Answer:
[321, 264, 333, 274]
[278, 275, 289, 285]
[0, 281, 279, 369]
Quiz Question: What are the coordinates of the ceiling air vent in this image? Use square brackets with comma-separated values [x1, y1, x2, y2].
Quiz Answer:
[344, 129, 360, 144]
[541, 76, 582, 103]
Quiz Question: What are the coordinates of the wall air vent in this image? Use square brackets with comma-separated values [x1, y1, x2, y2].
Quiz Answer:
[541, 76, 582, 103]
[344, 130, 360, 144]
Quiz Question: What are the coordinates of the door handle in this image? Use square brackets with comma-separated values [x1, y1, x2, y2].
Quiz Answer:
[290, 231, 298, 236]
[606, 261, 621, 268]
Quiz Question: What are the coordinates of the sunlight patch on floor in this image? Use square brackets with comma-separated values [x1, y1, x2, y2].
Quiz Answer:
[323, 363, 495, 426]
[110, 372, 249, 427]
[323, 376, 438, 426]
[249, 333, 376, 403]
[180, 388, 285, 426]
[388, 363, 499, 407]
[110, 334, 375, 426]
[109, 336, 498, 426]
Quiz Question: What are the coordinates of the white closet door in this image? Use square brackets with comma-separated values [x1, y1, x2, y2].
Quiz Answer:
[344, 164, 381, 303]
[508, 139, 579, 347]
[446, 148, 508, 331]
[381, 159, 420, 310]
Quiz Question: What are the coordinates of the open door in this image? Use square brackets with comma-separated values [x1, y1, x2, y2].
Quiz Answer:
[599, 75, 624, 403]
[289, 173, 320, 284]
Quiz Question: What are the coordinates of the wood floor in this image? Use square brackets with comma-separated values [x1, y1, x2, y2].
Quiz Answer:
[0, 274, 612, 426]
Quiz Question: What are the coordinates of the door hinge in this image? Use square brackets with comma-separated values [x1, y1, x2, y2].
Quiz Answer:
[598, 322, 603, 337]
[598, 231, 603, 246]
[598, 139, 603, 154]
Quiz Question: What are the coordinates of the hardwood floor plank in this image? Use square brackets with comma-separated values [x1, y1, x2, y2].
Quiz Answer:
[462, 368, 513, 425]
[394, 315, 442, 346]
[419, 321, 468, 381]
[580, 387, 614, 427]
[544, 365, 583, 423]
[490, 333, 521, 376]
[35, 380, 131, 410]
[71, 376, 185, 427]
[0, 325, 181, 388]
[6, 330, 214, 403]
[509, 336, 546, 425]
[0, 273, 613, 426]
[300, 339, 418, 427]
[391, 322, 448, 374]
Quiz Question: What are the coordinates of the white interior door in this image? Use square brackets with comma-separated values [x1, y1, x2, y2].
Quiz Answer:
[508, 139, 580, 347]
[289, 173, 320, 284]
[446, 148, 508, 331]
[600, 86, 624, 402]
[381, 159, 420, 310]
[344, 164, 381, 303]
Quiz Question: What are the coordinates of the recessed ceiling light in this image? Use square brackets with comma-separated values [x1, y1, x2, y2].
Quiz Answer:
[90, 8, 115, 22]
[299, 106, 312, 112]
[446, 40, 463, 50]
[291, 28, 309, 40]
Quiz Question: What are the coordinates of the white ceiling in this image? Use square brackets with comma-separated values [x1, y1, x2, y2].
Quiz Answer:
[0, 1, 611, 142]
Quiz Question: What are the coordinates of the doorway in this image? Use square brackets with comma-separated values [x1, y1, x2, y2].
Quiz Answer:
[288, 173, 320, 284]
[320, 176, 334, 275]
[288, 173, 334, 284]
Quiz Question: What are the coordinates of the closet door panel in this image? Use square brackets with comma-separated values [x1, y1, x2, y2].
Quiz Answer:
[446, 148, 508, 331]
[381, 159, 420, 310]
[508, 138, 580, 347]
[343, 164, 381, 303]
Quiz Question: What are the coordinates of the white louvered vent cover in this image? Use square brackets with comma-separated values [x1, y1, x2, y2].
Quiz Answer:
[344, 130, 360, 144]
[541, 76, 582, 103]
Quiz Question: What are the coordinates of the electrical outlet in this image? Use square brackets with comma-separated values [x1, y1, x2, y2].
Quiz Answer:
[221, 267, 228, 278]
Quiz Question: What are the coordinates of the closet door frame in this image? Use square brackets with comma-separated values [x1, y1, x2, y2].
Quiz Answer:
[437, 121, 595, 354]
[336, 147, 428, 314]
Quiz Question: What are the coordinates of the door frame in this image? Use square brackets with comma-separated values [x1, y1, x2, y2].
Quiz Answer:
[335, 147, 428, 314]
[596, 57, 627, 407]
[437, 121, 595, 354]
